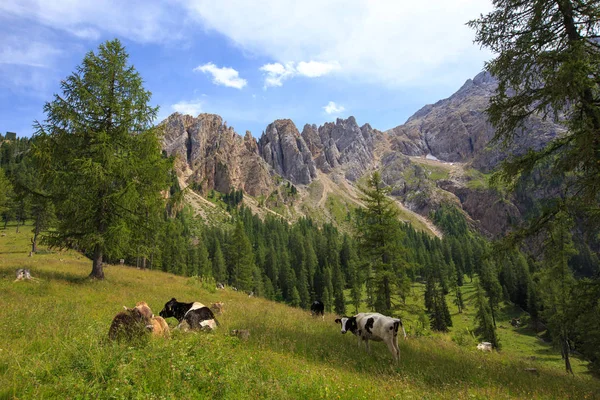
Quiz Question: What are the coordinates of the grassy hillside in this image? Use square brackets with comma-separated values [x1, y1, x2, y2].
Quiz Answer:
[1, 225, 599, 399]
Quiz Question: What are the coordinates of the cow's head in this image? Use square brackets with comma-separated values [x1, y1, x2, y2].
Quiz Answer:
[124, 307, 154, 332]
[135, 301, 154, 319]
[159, 298, 178, 319]
[335, 316, 357, 335]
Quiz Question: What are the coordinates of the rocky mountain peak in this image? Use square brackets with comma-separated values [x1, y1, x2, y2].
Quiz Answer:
[258, 119, 317, 185]
[161, 113, 272, 196]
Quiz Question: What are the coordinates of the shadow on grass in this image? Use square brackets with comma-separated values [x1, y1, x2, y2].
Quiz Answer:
[31, 269, 90, 285]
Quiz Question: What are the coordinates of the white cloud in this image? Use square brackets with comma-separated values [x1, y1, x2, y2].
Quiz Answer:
[259, 62, 295, 88]
[171, 100, 203, 116]
[0, 0, 182, 43]
[181, 0, 492, 87]
[0, 37, 62, 67]
[296, 61, 340, 77]
[259, 61, 339, 88]
[194, 62, 247, 89]
[323, 101, 345, 115]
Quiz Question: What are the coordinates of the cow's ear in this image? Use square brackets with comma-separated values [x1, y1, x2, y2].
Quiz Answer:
[170, 297, 176, 301]
[335, 318, 341, 324]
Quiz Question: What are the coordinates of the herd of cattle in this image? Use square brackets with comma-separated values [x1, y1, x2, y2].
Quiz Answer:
[108, 298, 409, 363]
[108, 299, 222, 341]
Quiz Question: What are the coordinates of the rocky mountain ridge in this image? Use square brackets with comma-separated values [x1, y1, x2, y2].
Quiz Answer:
[160, 71, 560, 237]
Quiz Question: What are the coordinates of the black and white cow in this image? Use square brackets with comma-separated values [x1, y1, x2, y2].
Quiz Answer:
[159, 298, 219, 330]
[335, 313, 407, 364]
[310, 301, 325, 319]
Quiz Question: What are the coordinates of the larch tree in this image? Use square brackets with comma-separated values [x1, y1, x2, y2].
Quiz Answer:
[32, 39, 171, 279]
[537, 210, 577, 374]
[469, 1, 600, 232]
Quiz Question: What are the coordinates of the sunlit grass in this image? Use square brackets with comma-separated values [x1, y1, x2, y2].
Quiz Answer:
[1, 223, 598, 399]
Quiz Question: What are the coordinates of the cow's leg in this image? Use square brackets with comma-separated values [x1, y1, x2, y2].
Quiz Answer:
[386, 338, 400, 364]
[365, 338, 370, 353]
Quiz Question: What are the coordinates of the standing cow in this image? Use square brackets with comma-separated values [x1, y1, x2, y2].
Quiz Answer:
[311, 301, 325, 319]
[335, 313, 407, 364]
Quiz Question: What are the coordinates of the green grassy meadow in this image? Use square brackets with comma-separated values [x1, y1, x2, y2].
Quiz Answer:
[1, 224, 599, 399]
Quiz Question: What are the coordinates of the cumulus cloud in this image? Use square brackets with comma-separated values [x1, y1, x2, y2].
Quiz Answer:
[194, 63, 247, 89]
[182, 0, 492, 87]
[259, 60, 340, 88]
[171, 100, 203, 116]
[296, 61, 340, 77]
[259, 62, 295, 88]
[323, 101, 345, 115]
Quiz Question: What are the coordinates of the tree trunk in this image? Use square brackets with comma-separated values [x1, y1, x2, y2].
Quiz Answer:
[490, 303, 497, 328]
[15, 217, 20, 233]
[31, 215, 40, 254]
[90, 244, 105, 279]
[562, 337, 574, 375]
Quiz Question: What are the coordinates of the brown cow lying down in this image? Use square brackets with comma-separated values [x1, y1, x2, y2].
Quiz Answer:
[136, 302, 170, 338]
[108, 307, 153, 341]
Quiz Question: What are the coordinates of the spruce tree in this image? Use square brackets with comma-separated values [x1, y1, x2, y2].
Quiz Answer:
[32, 39, 171, 279]
[480, 260, 502, 328]
[332, 261, 346, 315]
[197, 238, 212, 279]
[230, 221, 255, 291]
[356, 171, 405, 314]
[212, 241, 227, 284]
[474, 282, 500, 349]
[0, 169, 14, 224]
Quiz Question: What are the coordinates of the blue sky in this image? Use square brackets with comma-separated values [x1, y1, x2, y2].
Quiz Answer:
[0, 0, 492, 138]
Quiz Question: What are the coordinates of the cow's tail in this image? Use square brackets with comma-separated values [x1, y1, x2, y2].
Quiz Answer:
[214, 317, 221, 327]
[394, 319, 407, 340]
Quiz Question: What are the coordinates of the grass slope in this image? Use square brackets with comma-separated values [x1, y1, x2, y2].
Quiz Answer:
[1, 225, 599, 399]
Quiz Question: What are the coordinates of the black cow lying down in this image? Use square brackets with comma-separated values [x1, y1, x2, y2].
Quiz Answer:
[159, 298, 220, 330]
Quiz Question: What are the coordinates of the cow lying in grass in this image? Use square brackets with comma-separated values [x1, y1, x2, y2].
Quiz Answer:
[135, 302, 170, 338]
[159, 298, 219, 331]
[335, 313, 407, 364]
[108, 306, 153, 341]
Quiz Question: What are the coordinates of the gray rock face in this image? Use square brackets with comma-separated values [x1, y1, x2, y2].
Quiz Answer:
[302, 116, 375, 181]
[258, 119, 317, 185]
[161, 113, 273, 196]
[437, 180, 521, 237]
[386, 71, 562, 170]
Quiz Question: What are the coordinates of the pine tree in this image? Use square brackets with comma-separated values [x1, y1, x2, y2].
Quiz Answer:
[32, 39, 171, 279]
